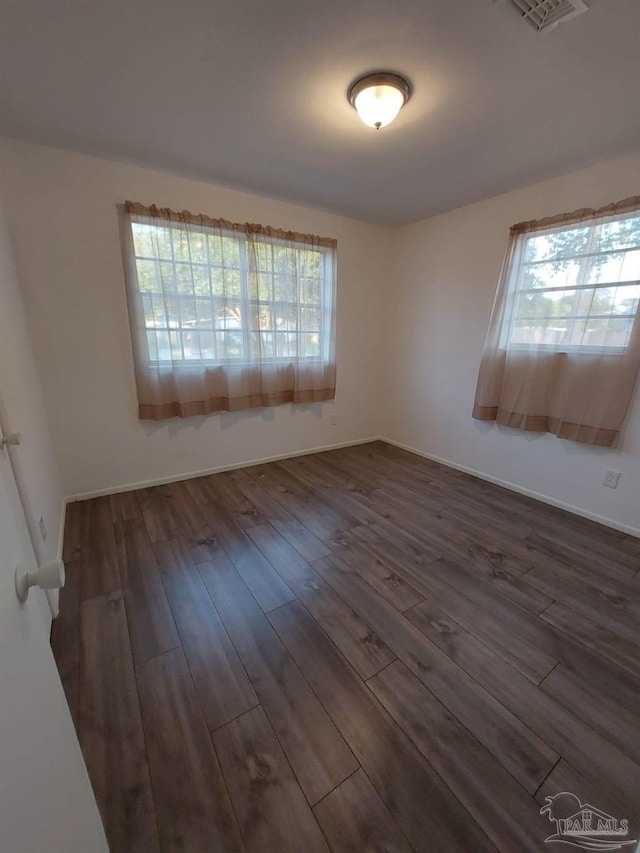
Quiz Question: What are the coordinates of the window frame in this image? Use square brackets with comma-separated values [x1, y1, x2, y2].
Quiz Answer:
[128, 215, 335, 369]
[499, 213, 640, 356]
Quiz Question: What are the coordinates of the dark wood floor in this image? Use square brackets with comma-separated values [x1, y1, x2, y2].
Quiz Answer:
[50, 441, 640, 852]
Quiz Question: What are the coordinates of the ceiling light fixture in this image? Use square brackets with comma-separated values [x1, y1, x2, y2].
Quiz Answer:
[348, 72, 411, 130]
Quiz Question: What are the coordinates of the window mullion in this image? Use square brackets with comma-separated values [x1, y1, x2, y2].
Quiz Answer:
[574, 223, 600, 345]
[168, 225, 187, 362]
[239, 235, 252, 362]
[204, 227, 218, 362]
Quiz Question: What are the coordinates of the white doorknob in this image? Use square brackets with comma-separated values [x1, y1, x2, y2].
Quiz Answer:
[15, 560, 65, 603]
[0, 433, 21, 450]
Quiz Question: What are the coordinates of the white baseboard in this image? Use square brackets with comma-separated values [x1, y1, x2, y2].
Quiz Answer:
[380, 436, 640, 539]
[66, 436, 380, 502]
[64, 432, 639, 540]
[56, 497, 67, 562]
[46, 497, 68, 620]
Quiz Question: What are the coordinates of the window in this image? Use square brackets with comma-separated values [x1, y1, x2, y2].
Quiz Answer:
[501, 211, 640, 352]
[473, 196, 640, 447]
[129, 217, 334, 366]
[121, 202, 337, 420]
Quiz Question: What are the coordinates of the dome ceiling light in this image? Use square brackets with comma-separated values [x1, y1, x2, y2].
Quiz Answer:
[348, 72, 411, 130]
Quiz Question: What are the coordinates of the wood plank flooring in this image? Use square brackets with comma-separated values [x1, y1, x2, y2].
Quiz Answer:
[50, 441, 640, 852]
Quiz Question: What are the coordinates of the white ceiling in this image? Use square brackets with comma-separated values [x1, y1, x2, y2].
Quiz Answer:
[0, 0, 638, 225]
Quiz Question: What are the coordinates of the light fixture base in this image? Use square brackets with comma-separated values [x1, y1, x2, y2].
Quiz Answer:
[347, 71, 412, 129]
[348, 72, 411, 107]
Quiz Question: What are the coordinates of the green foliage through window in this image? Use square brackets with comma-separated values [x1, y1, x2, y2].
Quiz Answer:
[503, 213, 640, 350]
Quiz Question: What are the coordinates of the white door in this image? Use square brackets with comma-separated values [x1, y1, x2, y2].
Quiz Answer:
[0, 438, 107, 852]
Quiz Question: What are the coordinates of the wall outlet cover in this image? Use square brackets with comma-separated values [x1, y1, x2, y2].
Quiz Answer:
[603, 470, 621, 489]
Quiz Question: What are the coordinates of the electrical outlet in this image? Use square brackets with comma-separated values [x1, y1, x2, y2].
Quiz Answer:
[603, 470, 621, 489]
[38, 515, 47, 541]
[330, 414, 338, 426]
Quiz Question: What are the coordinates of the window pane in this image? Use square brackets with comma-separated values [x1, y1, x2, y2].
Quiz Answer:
[173, 231, 190, 263]
[586, 253, 624, 285]
[211, 266, 241, 298]
[141, 293, 153, 322]
[274, 246, 296, 277]
[256, 272, 273, 302]
[208, 234, 240, 267]
[132, 223, 154, 257]
[155, 330, 171, 360]
[168, 331, 183, 359]
[274, 304, 298, 330]
[183, 330, 215, 360]
[216, 305, 243, 330]
[151, 294, 168, 326]
[612, 283, 640, 314]
[198, 330, 216, 359]
[164, 296, 181, 326]
[182, 329, 199, 359]
[301, 306, 321, 331]
[514, 288, 578, 321]
[180, 299, 197, 324]
[300, 250, 321, 279]
[275, 331, 299, 358]
[510, 317, 585, 347]
[584, 317, 634, 347]
[136, 259, 160, 292]
[216, 330, 244, 358]
[254, 305, 273, 332]
[175, 263, 194, 295]
[523, 227, 590, 264]
[186, 230, 206, 264]
[274, 274, 296, 302]
[150, 226, 174, 260]
[301, 275, 322, 304]
[594, 216, 640, 252]
[146, 330, 159, 361]
[619, 250, 640, 283]
[189, 265, 209, 296]
[252, 331, 274, 359]
[158, 262, 175, 290]
[520, 260, 581, 290]
[300, 332, 320, 357]
[194, 299, 215, 329]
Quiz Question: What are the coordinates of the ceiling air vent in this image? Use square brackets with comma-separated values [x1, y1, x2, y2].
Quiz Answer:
[504, 0, 589, 32]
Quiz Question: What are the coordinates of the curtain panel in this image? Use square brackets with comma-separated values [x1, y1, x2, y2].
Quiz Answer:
[472, 196, 640, 447]
[120, 202, 337, 420]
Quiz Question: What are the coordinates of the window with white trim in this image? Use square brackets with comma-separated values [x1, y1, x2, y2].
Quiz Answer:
[501, 211, 640, 352]
[129, 216, 335, 366]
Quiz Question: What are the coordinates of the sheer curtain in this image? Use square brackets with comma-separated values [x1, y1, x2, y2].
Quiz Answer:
[120, 202, 337, 420]
[473, 196, 640, 447]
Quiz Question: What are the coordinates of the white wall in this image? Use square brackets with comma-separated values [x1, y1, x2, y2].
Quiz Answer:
[0, 190, 64, 619]
[0, 138, 391, 498]
[2, 135, 639, 535]
[384, 150, 640, 535]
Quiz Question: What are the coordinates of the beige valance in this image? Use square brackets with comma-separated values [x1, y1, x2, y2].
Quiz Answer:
[124, 201, 337, 249]
[511, 195, 640, 236]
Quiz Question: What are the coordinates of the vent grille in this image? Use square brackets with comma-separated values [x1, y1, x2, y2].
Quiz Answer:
[506, 0, 588, 31]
